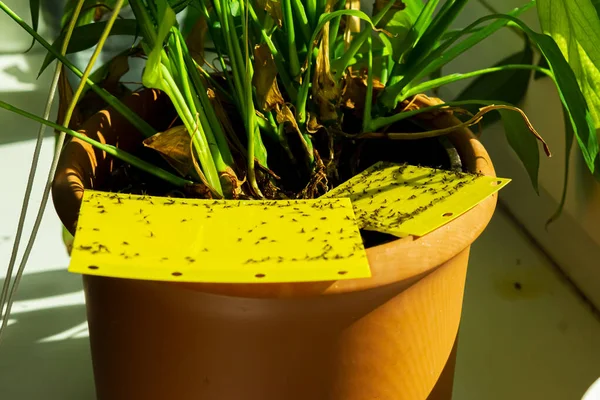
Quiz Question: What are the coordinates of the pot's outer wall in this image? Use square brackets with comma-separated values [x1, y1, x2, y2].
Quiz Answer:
[84, 248, 468, 400]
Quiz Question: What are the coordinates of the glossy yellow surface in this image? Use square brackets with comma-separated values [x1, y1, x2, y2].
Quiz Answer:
[322, 161, 510, 237]
[68, 191, 371, 283]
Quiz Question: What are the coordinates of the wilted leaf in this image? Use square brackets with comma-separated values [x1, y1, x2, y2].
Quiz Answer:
[277, 104, 312, 157]
[103, 53, 130, 93]
[56, 65, 83, 133]
[312, 22, 340, 123]
[257, 0, 283, 27]
[546, 108, 575, 227]
[456, 41, 534, 126]
[253, 44, 285, 112]
[143, 125, 196, 178]
[499, 108, 540, 193]
[186, 15, 208, 65]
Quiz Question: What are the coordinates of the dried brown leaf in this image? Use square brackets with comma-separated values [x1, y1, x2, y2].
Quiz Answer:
[143, 125, 195, 178]
[253, 44, 285, 112]
[56, 65, 83, 132]
[186, 16, 208, 65]
[276, 104, 312, 156]
[312, 17, 339, 123]
[257, 0, 283, 27]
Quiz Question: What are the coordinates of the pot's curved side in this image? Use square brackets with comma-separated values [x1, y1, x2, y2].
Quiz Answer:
[84, 247, 468, 400]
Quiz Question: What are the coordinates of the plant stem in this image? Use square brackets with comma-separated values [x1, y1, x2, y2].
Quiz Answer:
[282, 0, 301, 78]
[0, 0, 128, 344]
[362, 35, 373, 133]
[290, 0, 311, 45]
[0, 0, 86, 344]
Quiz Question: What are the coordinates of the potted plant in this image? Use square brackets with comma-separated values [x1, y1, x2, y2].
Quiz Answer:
[0, 0, 597, 399]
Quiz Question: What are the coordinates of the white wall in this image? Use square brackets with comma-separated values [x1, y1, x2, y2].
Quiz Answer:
[439, 1, 600, 307]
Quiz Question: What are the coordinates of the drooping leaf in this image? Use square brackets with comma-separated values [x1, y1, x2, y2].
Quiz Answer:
[56, 65, 83, 132]
[537, 0, 600, 129]
[498, 108, 540, 193]
[25, 0, 40, 52]
[456, 41, 534, 126]
[185, 13, 208, 65]
[38, 19, 139, 76]
[253, 44, 285, 112]
[546, 107, 575, 227]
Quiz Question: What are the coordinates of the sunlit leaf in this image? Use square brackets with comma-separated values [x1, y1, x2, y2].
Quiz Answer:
[143, 126, 197, 178]
[141, 5, 176, 92]
[537, 0, 600, 129]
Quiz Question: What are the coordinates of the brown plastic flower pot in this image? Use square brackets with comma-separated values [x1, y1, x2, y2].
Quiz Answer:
[52, 90, 497, 400]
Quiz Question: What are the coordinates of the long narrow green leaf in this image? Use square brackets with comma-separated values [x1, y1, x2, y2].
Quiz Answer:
[404, 0, 468, 66]
[25, 0, 40, 52]
[378, 1, 535, 108]
[392, 0, 436, 62]
[38, 19, 139, 76]
[0, 100, 192, 187]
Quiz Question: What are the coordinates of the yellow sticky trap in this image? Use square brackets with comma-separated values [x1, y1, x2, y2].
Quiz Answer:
[322, 161, 510, 237]
[68, 190, 371, 283]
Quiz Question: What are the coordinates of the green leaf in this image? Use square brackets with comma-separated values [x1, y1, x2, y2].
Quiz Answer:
[537, 0, 600, 129]
[169, 0, 193, 13]
[378, 2, 535, 109]
[25, 0, 40, 52]
[546, 107, 575, 227]
[511, 21, 599, 174]
[375, 0, 424, 61]
[456, 42, 534, 126]
[142, 5, 176, 91]
[38, 19, 139, 76]
[499, 108, 540, 193]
